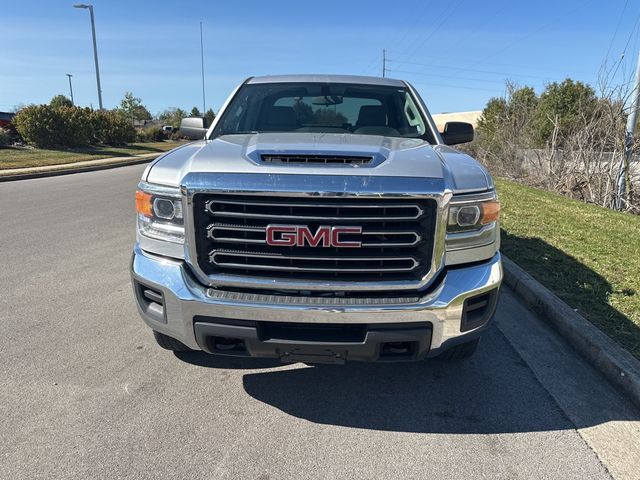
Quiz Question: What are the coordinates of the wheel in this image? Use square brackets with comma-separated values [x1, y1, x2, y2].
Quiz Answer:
[437, 337, 480, 360]
[153, 330, 192, 352]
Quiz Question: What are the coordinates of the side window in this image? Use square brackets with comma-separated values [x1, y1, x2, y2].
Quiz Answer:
[404, 93, 425, 135]
[221, 101, 245, 132]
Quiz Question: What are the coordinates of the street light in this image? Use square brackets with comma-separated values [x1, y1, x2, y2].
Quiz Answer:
[65, 73, 74, 105]
[73, 4, 103, 109]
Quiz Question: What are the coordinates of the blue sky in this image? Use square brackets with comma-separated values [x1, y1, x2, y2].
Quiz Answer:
[2, 0, 640, 115]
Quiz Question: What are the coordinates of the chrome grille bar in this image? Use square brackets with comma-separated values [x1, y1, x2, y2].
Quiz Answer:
[209, 249, 420, 273]
[204, 199, 424, 221]
[204, 211, 422, 221]
[206, 199, 422, 208]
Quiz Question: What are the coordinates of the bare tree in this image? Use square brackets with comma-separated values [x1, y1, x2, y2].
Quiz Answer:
[473, 68, 638, 213]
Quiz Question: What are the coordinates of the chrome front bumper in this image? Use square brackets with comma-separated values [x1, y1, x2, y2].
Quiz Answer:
[130, 244, 502, 359]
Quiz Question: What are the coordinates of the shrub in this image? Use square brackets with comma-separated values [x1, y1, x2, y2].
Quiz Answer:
[13, 105, 136, 148]
[91, 110, 136, 145]
[136, 126, 165, 142]
[13, 105, 57, 147]
[59, 106, 93, 146]
[13, 104, 92, 148]
[0, 128, 11, 146]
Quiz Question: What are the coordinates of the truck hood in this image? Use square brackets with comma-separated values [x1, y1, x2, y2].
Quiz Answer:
[145, 132, 492, 193]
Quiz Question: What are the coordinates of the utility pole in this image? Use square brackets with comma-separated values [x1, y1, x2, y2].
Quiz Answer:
[617, 50, 640, 210]
[200, 21, 206, 117]
[66, 73, 74, 106]
[74, 4, 103, 109]
[382, 48, 386, 78]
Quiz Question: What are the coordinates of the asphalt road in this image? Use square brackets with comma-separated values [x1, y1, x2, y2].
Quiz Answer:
[1, 165, 639, 480]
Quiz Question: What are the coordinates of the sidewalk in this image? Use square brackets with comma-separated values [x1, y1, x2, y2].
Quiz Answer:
[0, 152, 159, 182]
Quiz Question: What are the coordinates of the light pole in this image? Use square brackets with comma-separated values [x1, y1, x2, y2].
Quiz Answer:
[200, 21, 206, 117]
[73, 4, 103, 110]
[65, 73, 74, 105]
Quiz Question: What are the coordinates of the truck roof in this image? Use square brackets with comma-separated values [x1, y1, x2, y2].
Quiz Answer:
[246, 74, 406, 87]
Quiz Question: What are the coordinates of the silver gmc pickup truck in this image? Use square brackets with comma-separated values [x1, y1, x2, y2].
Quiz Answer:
[131, 74, 502, 363]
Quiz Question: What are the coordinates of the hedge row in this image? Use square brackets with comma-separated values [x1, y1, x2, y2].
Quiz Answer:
[13, 105, 136, 148]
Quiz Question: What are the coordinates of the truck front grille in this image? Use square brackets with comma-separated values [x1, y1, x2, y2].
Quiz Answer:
[192, 194, 437, 284]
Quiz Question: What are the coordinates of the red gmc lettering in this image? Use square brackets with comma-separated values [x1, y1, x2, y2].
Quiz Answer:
[265, 225, 297, 246]
[331, 226, 362, 247]
[298, 226, 331, 247]
[265, 225, 362, 247]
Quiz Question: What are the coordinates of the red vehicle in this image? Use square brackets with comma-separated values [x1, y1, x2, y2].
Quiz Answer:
[0, 112, 18, 140]
[0, 111, 15, 129]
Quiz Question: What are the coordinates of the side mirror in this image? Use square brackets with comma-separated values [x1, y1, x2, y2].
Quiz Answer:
[441, 122, 474, 145]
[180, 117, 208, 140]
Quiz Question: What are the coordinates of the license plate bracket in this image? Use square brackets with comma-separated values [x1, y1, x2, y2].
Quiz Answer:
[280, 350, 347, 365]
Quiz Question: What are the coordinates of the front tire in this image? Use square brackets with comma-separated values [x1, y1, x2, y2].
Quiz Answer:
[437, 337, 480, 360]
[153, 331, 192, 352]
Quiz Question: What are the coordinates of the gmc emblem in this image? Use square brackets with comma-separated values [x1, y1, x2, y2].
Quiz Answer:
[266, 225, 362, 248]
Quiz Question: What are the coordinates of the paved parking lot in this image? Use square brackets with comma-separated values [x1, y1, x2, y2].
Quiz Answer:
[1, 165, 639, 479]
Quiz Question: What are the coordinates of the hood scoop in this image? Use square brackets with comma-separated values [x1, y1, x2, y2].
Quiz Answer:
[260, 153, 373, 166]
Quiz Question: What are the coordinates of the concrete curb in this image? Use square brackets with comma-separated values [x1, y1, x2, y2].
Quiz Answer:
[502, 255, 640, 410]
[0, 153, 158, 182]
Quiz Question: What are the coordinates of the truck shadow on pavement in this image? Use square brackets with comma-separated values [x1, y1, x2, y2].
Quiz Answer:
[237, 327, 573, 434]
[175, 352, 281, 370]
[177, 324, 638, 434]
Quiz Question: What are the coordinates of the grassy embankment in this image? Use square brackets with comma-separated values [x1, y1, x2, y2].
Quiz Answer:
[497, 178, 640, 359]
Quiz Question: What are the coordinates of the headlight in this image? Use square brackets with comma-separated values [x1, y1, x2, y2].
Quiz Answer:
[448, 196, 500, 232]
[445, 192, 500, 266]
[135, 182, 184, 244]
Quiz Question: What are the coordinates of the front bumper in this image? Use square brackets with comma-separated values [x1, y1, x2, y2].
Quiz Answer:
[131, 244, 502, 361]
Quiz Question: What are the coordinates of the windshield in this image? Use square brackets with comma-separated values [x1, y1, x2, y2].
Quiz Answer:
[213, 82, 433, 141]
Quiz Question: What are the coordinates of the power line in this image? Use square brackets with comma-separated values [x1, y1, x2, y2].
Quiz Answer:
[620, 12, 640, 58]
[384, 0, 438, 61]
[386, 68, 545, 86]
[362, 55, 382, 75]
[393, 0, 466, 65]
[386, 59, 556, 81]
[437, 0, 594, 82]
[412, 4, 505, 72]
[396, 56, 594, 76]
[609, 12, 640, 82]
[605, 0, 630, 61]
[409, 80, 505, 94]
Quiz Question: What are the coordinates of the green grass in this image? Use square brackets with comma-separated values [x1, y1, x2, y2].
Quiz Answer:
[0, 142, 181, 170]
[496, 178, 640, 359]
